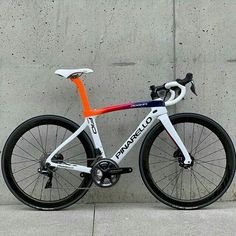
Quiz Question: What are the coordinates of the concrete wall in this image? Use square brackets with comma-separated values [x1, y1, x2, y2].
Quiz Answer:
[0, 0, 235, 204]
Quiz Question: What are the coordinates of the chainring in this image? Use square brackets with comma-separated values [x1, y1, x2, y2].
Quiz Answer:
[91, 159, 120, 188]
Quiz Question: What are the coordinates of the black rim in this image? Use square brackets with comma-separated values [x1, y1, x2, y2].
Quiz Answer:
[2, 116, 94, 209]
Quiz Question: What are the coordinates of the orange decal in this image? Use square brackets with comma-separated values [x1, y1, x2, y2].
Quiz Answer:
[70, 78, 145, 117]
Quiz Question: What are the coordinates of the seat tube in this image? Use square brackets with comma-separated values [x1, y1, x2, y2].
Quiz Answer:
[87, 117, 106, 158]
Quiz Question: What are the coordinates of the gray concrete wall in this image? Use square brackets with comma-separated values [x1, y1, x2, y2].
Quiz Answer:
[0, 0, 235, 204]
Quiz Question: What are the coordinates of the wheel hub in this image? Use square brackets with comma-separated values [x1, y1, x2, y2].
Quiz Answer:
[173, 149, 194, 169]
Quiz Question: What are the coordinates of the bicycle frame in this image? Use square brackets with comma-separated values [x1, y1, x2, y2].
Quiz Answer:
[46, 77, 192, 173]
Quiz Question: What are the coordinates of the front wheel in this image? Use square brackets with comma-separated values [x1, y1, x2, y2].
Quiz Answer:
[139, 113, 235, 209]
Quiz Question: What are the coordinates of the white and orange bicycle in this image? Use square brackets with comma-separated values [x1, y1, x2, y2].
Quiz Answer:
[2, 69, 235, 210]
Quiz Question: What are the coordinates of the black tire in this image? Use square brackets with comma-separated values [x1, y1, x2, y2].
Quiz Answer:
[139, 113, 235, 209]
[2, 115, 95, 210]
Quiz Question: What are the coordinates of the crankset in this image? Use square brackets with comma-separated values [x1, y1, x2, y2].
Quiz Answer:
[91, 159, 132, 188]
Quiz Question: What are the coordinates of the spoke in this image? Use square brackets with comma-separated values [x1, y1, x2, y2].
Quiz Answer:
[61, 129, 68, 144]
[190, 169, 192, 200]
[190, 123, 195, 153]
[170, 169, 183, 196]
[199, 157, 226, 163]
[192, 170, 201, 198]
[192, 169, 217, 187]
[183, 123, 185, 145]
[196, 162, 223, 178]
[31, 174, 41, 196]
[54, 173, 61, 199]
[44, 125, 48, 153]
[155, 169, 180, 183]
[12, 159, 38, 164]
[192, 126, 204, 154]
[15, 145, 38, 161]
[194, 139, 220, 155]
[197, 148, 224, 160]
[20, 136, 44, 154]
[180, 169, 183, 199]
[60, 143, 82, 153]
[23, 174, 41, 191]
[55, 173, 70, 195]
[29, 130, 46, 154]
[161, 169, 181, 191]
[149, 153, 174, 162]
[12, 153, 37, 162]
[152, 144, 174, 158]
[196, 160, 225, 169]
[55, 172, 77, 190]
[13, 162, 39, 174]
[40, 175, 45, 200]
[17, 172, 39, 183]
[191, 170, 210, 193]
[151, 161, 177, 175]
[192, 131, 212, 155]
[149, 160, 176, 165]
[64, 152, 86, 161]
[156, 135, 176, 150]
[55, 126, 59, 149]
[65, 169, 83, 181]
[38, 126, 46, 153]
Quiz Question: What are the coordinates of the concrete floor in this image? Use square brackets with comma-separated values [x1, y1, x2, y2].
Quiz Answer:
[0, 202, 236, 236]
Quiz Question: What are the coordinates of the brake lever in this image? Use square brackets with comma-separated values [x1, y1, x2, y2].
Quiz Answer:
[190, 81, 197, 96]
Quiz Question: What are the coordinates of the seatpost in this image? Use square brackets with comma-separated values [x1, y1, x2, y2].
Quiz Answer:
[70, 77, 92, 116]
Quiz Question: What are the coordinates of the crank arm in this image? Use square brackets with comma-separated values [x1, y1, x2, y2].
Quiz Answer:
[109, 167, 133, 175]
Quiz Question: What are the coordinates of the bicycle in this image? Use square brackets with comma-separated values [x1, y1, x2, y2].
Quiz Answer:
[1, 69, 235, 210]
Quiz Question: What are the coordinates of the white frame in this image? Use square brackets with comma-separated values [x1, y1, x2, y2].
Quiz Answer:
[46, 81, 192, 174]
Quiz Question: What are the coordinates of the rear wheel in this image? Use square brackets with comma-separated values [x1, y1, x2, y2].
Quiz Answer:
[139, 113, 235, 209]
[2, 115, 95, 210]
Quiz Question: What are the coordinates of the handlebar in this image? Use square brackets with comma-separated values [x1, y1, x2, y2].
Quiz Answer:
[150, 73, 196, 106]
[164, 81, 186, 106]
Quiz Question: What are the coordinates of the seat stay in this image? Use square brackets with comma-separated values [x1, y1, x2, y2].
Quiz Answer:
[46, 120, 92, 174]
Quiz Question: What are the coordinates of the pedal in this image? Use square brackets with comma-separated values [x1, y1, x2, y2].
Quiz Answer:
[108, 167, 133, 175]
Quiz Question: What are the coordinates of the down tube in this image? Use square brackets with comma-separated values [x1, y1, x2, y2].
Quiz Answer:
[111, 111, 155, 164]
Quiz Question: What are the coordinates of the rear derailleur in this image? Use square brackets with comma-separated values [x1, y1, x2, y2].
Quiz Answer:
[37, 153, 63, 189]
